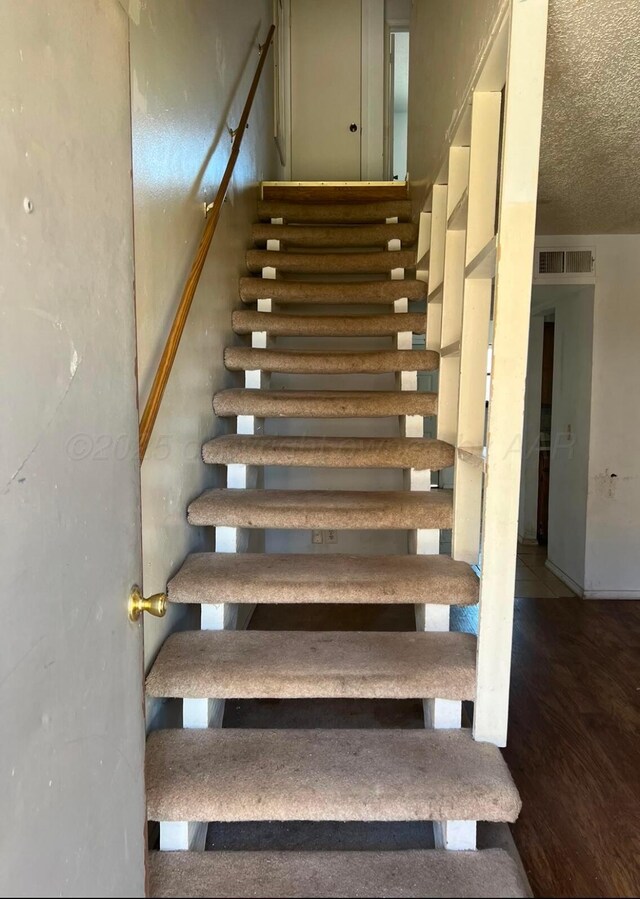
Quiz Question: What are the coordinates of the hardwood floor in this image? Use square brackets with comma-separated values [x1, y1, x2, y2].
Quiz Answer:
[505, 593, 640, 898]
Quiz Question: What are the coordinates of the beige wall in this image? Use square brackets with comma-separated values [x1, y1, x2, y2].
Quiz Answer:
[407, 0, 503, 206]
[1, 1, 146, 893]
[130, 0, 278, 704]
[522, 236, 640, 600]
[541, 285, 594, 591]
[583, 236, 640, 598]
[386, 0, 412, 25]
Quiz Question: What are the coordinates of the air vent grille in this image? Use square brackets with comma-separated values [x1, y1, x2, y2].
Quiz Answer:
[565, 250, 593, 274]
[538, 250, 564, 274]
[535, 247, 595, 280]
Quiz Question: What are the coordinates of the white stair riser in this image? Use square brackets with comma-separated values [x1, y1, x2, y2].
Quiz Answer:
[159, 821, 207, 852]
[424, 698, 462, 729]
[433, 820, 477, 851]
[183, 698, 224, 729]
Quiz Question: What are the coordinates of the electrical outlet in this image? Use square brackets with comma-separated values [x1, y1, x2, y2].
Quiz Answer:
[326, 530, 338, 545]
[312, 530, 324, 545]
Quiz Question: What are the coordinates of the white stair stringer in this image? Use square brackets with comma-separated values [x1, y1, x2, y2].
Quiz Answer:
[393, 282, 459, 736]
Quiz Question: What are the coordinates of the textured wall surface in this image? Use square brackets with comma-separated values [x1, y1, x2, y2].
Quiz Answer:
[0, 1, 146, 894]
[130, 0, 278, 699]
[408, 0, 640, 233]
[538, 0, 640, 233]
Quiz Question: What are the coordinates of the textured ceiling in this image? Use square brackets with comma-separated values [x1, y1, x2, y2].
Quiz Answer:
[537, 0, 640, 233]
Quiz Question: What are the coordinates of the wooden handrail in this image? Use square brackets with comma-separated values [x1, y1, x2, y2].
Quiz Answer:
[139, 24, 276, 461]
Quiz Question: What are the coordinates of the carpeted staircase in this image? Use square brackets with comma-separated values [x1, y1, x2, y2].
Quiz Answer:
[145, 184, 525, 898]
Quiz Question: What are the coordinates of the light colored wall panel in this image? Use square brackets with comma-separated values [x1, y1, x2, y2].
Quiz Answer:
[546, 287, 594, 591]
[530, 235, 640, 599]
[0, 1, 145, 893]
[585, 236, 640, 597]
[407, 0, 504, 207]
[130, 0, 278, 693]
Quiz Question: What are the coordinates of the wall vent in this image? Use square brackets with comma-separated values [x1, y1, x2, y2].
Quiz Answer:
[535, 247, 595, 281]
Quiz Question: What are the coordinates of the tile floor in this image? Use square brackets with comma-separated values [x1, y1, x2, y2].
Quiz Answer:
[515, 543, 576, 598]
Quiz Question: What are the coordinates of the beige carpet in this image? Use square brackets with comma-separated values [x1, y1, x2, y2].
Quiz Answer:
[202, 436, 454, 470]
[187, 488, 454, 530]
[246, 248, 416, 274]
[257, 198, 413, 223]
[232, 310, 426, 336]
[167, 552, 479, 605]
[239, 277, 428, 304]
[251, 221, 418, 248]
[213, 388, 438, 418]
[146, 629, 477, 700]
[146, 728, 521, 823]
[224, 347, 439, 374]
[148, 849, 527, 898]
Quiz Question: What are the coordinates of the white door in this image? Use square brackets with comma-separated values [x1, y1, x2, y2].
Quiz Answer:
[291, 0, 362, 180]
[0, 2, 146, 895]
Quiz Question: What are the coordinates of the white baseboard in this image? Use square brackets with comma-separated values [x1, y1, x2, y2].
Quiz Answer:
[546, 559, 640, 599]
[517, 535, 538, 546]
[582, 588, 640, 600]
[545, 559, 584, 596]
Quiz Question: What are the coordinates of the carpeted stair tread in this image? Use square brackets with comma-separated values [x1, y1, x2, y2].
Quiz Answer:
[202, 435, 454, 470]
[252, 222, 418, 248]
[187, 488, 453, 530]
[213, 388, 438, 418]
[224, 347, 439, 374]
[261, 184, 409, 204]
[246, 249, 416, 274]
[239, 277, 428, 304]
[167, 552, 479, 606]
[148, 848, 527, 898]
[145, 728, 522, 823]
[145, 630, 476, 700]
[232, 310, 426, 336]
[257, 199, 413, 223]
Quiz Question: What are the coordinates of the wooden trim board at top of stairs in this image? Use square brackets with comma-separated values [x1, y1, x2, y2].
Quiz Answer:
[261, 181, 409, 203]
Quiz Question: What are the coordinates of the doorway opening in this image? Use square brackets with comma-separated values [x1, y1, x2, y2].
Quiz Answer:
[519, 284, 595, 598]
[386, 28, 409, 181]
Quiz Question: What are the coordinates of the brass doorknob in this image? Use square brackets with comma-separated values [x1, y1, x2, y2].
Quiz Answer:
[349, 123, 358, 132]
[128, 585, 167, 622]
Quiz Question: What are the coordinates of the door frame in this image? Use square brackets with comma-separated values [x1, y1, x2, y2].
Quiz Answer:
[273, 0, 291, 176]
[274, 0, 384, 180]
[384, 21, 410, 181]
[361, 0, 385, 180]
